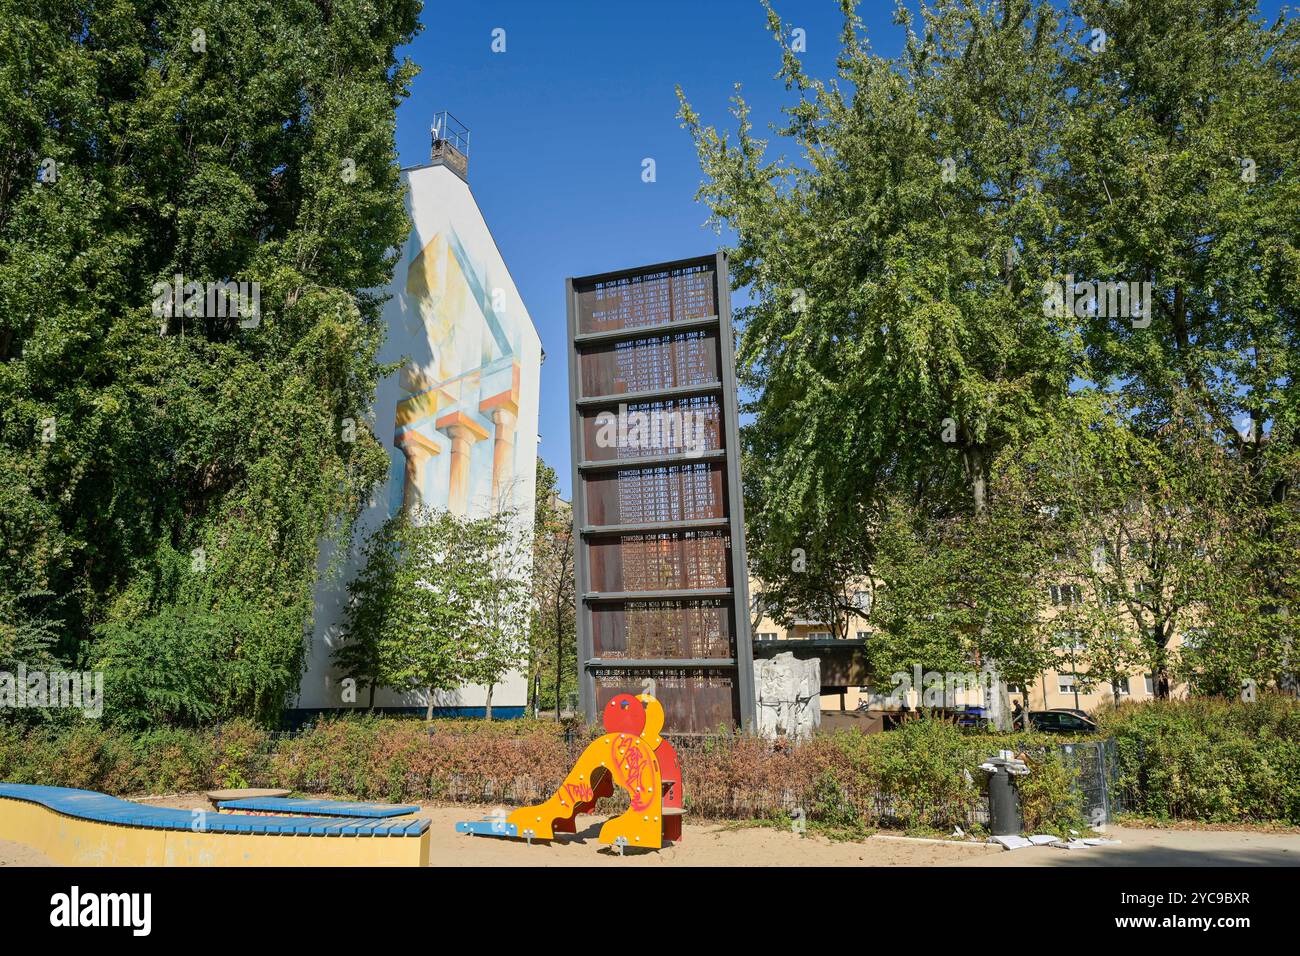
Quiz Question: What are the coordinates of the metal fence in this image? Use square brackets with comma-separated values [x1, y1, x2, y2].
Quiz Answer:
[1057, 738, 1126, 826]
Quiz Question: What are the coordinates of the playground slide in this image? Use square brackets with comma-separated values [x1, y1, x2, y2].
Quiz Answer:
[456, 692, 682, 852]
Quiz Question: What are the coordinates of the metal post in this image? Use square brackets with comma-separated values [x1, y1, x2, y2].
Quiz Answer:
[565, 277, 597, 724]
[715, 252, 757, 731]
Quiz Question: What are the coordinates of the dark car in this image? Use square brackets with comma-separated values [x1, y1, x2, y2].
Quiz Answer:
[1027, 710, 1097, 734]
[1051, 708, 1092, 721]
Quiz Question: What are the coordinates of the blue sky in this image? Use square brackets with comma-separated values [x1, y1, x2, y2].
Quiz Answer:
[392, 0, 870, 497]
[391, 0, 1290, 498]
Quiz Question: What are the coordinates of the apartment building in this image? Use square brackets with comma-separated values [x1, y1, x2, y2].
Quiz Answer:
[750, 577, 1188, 716]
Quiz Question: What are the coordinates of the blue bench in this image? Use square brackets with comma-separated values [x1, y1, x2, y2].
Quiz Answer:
[217, 796, 420, 818]
[0, 783, 429, 837]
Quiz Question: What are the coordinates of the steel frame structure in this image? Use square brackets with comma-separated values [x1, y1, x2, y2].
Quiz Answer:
[566, 252, 755, 731]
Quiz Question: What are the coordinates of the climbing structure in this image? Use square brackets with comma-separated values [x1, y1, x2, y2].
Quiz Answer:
[455, 692, 684, 851]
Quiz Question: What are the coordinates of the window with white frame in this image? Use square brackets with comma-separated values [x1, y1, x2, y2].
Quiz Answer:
[1058, 673, 1080, 694]
[1049, 583, 1082, 605]
[852, 589, 872, 613]
[1144, 673, 1154, 695]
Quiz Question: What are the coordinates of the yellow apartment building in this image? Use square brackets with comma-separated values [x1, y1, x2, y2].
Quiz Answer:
[749, 577, 1188, 716]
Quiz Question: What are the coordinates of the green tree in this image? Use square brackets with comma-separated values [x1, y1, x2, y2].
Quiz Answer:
[1010, 393, 1270, 700]
[528, 459, 576, 718]
[0, 588, 62, 673]
[0, 0, 422, 723]
[1059, 0, 1300, 671]
[680, 0, 1074, 724]
[340, 508, 518, 721]
[463, 507, 531, 720]
[870, 487, 1056, 703]
[746, 489, 875, 642]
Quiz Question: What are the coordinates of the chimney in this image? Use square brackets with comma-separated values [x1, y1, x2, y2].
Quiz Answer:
[430, 110, 469, 181]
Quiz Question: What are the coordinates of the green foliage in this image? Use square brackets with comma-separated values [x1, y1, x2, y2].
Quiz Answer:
[680, 0, 1300, 704]
[1016, 749, 1085, 837]
[527, 458, 576, 717]
[871, 493, 1056, 690]
[0, 588, 62, 672]
[0, 0, 422, 724]
[1100, 695, 1300, 824]
[92, 603, 302, 728]
[334, 507, 529, 719]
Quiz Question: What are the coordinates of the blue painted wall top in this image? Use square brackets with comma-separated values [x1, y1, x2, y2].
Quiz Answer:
[0, 783, 429, 837]
[217, 796, 419, 818]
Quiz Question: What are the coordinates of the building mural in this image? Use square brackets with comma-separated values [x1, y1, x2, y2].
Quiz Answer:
[396, 223, 528, 517]
[295, 153, 543, 715]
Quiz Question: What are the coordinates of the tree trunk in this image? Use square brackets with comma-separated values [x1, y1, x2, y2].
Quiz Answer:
[484, 683, 494, 721]
[962, 442, 988, 519]
[367, 682, 375, 712]
[425, 689, 434, 722]
[555, 598, 563, 720]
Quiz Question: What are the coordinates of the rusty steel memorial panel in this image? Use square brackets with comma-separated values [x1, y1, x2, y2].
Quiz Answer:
[568, 253, 755, 732]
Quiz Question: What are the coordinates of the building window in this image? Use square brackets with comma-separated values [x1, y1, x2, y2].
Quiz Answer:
[1182, 628, 1208, 651]
[1144, 673, 1154, 695]
[1090, 544, 1108, 572]
[1049, 583, 1082, 605]
[1058, 673, 1079, 695]
[756, 631, 778, 642]
[1114, 677, 1130, 695]
[852, 590, 872, 613]
[807, 631, 832, 641]
[855, 630, 870, 641]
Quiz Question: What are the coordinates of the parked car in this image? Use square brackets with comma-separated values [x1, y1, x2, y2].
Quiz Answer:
[1051, 708, 1092, 721]
[1027, 710, 1097, 734]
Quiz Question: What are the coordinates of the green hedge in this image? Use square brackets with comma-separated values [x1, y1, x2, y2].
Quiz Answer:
[1098, 694, 1300, 825]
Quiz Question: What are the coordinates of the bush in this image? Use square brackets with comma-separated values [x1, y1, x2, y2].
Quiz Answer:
[1098, 694, 1300, 825]
[677, 719, 1083, 834]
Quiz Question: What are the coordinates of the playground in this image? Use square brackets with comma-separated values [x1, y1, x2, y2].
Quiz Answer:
[6, 791, 1298, 867]
[5, 694, 1299, 867]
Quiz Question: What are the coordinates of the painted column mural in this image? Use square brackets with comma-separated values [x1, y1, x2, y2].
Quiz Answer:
[396, 225, 528, 517]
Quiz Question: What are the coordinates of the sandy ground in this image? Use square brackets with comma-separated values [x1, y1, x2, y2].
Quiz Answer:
[4, 792, 1299, 866]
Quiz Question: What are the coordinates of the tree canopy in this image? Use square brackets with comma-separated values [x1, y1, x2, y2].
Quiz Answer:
[0, 0, 423, 724]
[680, 0, 1299, 702]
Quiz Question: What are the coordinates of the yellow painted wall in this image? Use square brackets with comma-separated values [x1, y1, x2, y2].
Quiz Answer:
[0, 798, 430, 867]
